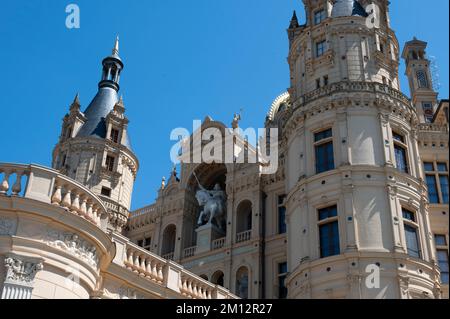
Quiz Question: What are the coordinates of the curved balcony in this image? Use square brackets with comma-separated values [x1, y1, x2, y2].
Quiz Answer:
[0, 163, 107, 228]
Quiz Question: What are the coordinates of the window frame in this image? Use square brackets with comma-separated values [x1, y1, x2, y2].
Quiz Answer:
[105, 155, 116, 172]
[392, 131, 409, 174]
[317, 205, 340, 259]
[316, 40, 327, 58]
[277, 261, 288, 299]
[402, 208, 422, 259]
[314, 9, 326, 25]
[277, 195, 287, 234]
[314, 128, 335, 174]
[110, 127, 120, 144]
[434, 234, 449, 285]
[423, 161, 449, 204]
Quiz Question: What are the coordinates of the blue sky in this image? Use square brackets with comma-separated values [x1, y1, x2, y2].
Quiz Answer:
[0, 0, 448, 210]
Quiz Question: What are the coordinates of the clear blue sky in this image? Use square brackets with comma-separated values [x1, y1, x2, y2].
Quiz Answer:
[0, 0, 448, 210]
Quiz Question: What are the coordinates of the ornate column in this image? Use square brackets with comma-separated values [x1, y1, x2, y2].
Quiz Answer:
[1, 254, 43, 299]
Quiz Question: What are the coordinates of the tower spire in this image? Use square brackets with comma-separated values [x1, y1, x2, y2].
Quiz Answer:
[289, 10, 299, 29]
[112, 35, 119, 56]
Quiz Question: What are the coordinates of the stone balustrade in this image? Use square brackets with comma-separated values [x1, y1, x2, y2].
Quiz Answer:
[236, 230, 251, 243]
[183, 246, 196, 258]
[295, 80, 413, 110]
[0, 163, 106, 228]
[120, 240, 238, 299]
[162, 252, 175, 261]
[124, 245, 166, 284]
[212, 237, 226, 250]
[179, 274, 214, 299]
[418, 123, 449, 133]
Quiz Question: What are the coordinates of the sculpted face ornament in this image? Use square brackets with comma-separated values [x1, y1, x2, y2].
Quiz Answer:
[193, 172, 226, 232]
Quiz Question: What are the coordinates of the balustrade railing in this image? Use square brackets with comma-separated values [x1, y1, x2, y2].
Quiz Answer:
[121, 240, 238, 299]
[212, 237, 226, 250]
[124, 245, 166, 283]
[183, 246, 196, 258]
[178, 274, 213, 299]
[0, 163, 106, 228]
[162, 252, 175, 261]
[236, 230, 251, 243]
[418, 123, 449, 133]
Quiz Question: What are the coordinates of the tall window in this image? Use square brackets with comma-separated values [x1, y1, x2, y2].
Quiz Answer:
[316, 40, 326, 57]
[110, 128, 120, 143]
[392, 132, 408, 174]
[318, 205, 340, 258]
[424, 162, 449, 204]
[277, 262, 288, 299]
[105, 155, 115, 172]
[416, 70, 429, 88]
[435, 235, 449, 284]
[314, 9, 326, 25]
[422, 102, 434, 123]
[314, 128, 335, 174]
[278, 195, 287, 234]
[402, 208, 421, 259]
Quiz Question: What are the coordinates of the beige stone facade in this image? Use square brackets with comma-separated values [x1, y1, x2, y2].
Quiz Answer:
[0, 0, 448, 299]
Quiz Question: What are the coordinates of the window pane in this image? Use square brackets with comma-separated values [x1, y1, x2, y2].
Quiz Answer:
[319, 205, 338, 221]
[278, 275, 288, 299]
[426, 175, 439, 204]
[394, 145, 408, 173]
[315, 142, 335, 174]
[437, 163, 448, 172]
[435, 234, 447, 246]
[278, 206, 287, 234]
[314, 129, 332, 142]
[278, 262, 287, 274]
[392, 132, 405, 143]
[417, 70, 429, 88]
[437, 250, 449, 284]
[314, 9, 326, 24]
[316, 41, 326, 57]
[320, 221, 340, 258]
[440, 175, 449, 204]
[423, 162, 434, 172]
[404, 224, 420, 258]
[402, 209, 415, 222]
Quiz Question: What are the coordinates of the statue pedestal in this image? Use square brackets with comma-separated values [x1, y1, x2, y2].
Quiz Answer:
[195, 224, 225, 254]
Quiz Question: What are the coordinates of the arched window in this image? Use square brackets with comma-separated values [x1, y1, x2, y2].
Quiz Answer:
[162, 224, 176, 259]
[416, 70, 429, 88]
[211, 271, 225, 287]
[235, 266, 249, 299]
[412, 51, 418, 60]
[200, 274, 208, 281]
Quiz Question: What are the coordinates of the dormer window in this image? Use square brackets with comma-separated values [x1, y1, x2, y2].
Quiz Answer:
[110, 128, 120, 143]
[105, 155, 115, 172]
[314, 9, 326, 25]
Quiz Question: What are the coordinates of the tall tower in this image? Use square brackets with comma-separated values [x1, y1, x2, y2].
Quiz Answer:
[283, 0, 440, 299]
[402, 38, 439, 123]
[52, 38, 139, 233]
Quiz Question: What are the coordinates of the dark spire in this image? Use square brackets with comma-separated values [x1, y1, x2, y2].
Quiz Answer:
[289, 10, 300, 29]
